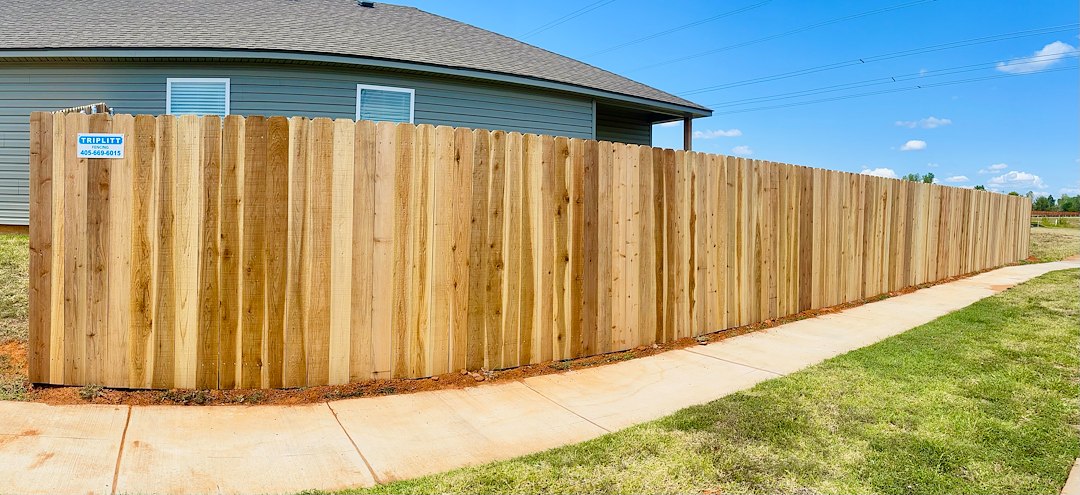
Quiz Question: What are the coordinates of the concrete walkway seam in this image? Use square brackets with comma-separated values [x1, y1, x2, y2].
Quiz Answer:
[519, 379, 613, 433]
[683, 347, 786, 377]
[110, 405, 133, 495]
[326, 401, 383, 485]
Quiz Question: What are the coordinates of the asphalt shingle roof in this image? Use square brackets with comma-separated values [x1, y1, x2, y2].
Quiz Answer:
[0, 0, 709, 113]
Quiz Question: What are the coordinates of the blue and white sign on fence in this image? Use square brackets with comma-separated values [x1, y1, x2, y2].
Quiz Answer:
[76, 133, 125, 159]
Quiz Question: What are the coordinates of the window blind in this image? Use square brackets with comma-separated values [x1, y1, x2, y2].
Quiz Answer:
[168, 79, 229, 116]
[358, 86, 412, 123]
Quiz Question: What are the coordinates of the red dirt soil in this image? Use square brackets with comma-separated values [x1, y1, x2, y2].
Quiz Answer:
[1, 264, 1024, 407]
[0, 340, 27, 372]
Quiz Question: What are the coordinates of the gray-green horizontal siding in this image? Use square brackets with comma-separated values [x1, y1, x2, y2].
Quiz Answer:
[0, 61, 598, 225]
[595, 108, 652, 146]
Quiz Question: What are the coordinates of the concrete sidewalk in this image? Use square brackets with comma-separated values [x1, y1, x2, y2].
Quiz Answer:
[2, 261, 1076, 495]
[1062, 460, 1080, 495]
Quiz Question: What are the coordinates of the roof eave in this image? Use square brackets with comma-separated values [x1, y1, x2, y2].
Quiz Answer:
[0, 47, 713, 118]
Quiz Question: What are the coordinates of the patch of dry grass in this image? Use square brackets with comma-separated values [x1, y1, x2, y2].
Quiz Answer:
[0, 234, 28, 400]
[1029, 227, 1080, 263]
[0, 234, 28, 342]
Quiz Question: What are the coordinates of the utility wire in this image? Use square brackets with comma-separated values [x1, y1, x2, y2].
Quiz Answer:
[521, 0, 619, 39]
[707, 64, 1078, 115]
[677, 23, 1079, 96]
[708, 51, 1080, 107]
[585, 0, 772, 57]
[630, 0, 939, 72]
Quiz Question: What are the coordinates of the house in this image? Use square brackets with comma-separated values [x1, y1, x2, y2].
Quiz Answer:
[0, 0, 711, 226]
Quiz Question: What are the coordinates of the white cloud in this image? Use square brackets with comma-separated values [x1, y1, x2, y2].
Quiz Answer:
[860, 167, 898, 179]
[895, 116, 952, 129]
[926, 162, 940, 168]
[997, 41, 1078, 74]
[988, 170, 1046, 189]
[731, 145, 753, 156]
[920, 116, 951, 128]
[942, 175, 969, 183]
[900, 140, 927, 151]
[657, 121, 681, 127]
[977, 163, 1008, 174]
[693, 128, 742, 139]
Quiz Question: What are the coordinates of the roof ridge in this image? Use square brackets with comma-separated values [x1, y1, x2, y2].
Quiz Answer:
[0, 0, 711, 113]
[401, 2, 702, 110]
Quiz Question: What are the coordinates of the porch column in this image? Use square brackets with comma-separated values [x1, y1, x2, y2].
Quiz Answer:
[683, 116, 692, 151]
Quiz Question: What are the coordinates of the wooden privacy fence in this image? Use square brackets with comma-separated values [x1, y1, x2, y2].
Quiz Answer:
[28, 111, 1031, 389]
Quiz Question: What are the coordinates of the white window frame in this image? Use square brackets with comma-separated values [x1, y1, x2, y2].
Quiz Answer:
[356, 84, 415, 123]
[166, 77, 231, 116]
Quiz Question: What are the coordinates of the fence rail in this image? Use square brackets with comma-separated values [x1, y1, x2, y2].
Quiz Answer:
[28, 112, 1031, 389]
[1031, 211, 1079, 217]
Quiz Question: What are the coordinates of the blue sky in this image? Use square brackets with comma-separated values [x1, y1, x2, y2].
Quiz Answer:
[403, 0, 1078, 197]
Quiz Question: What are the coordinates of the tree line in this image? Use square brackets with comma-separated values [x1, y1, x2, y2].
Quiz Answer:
[899, 173, 1074, 212]
[1030, 193, 1079, 212]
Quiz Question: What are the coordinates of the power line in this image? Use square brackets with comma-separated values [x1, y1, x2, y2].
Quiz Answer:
[706, 64, 1078, 115]
[707, 51, 1080, 108]
[630, 0, 939, 72]
[585, 0, 772, 57]
[676, 23, 1079, 96]
[520, 0, 619, 39]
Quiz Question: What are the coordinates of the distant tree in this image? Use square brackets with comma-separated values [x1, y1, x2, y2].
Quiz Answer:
[1059, 194, 1080, 212]
[1033, 195, 1055, 211]
[1025, 191, 1035, 200]
[973, 185, 986, 191]
[901, 172, 936, 184]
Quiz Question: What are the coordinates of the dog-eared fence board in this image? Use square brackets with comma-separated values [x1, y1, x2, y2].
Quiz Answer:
[28, 112, 1033, 389]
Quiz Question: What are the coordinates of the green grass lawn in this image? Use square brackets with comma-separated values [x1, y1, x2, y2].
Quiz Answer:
[338, 268, 1080, 495]
[1034, 217, 1080, 229]
[0, 234, 27, 343]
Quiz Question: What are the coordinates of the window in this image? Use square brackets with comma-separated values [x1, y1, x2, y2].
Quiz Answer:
[356, 84, 414, 123]
[166, 78, 230, 116]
